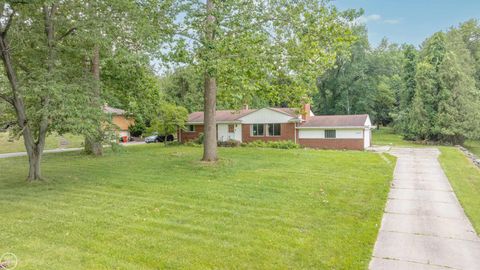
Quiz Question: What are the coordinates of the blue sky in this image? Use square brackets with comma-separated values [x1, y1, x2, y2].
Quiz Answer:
[333, 0, 480, 47]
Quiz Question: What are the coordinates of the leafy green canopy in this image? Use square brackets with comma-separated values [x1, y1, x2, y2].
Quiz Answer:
[401, 26, 480, 144]
[167, 0, 356, 109]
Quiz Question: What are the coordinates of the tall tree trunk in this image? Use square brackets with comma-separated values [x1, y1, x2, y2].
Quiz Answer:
[203, 74, 217, 161]
[85, 45, 103, 156]
[202, 0, 217, 161]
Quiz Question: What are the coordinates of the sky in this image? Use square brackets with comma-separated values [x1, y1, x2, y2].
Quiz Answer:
[333, 0, 480, 47]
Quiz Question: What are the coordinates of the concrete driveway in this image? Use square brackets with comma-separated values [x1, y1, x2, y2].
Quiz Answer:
[370, 147, 480, 270]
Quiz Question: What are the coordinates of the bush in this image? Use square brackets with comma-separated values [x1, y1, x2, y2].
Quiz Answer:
[110, 142, 125, 153]
[195, 132, 205, 144]
[243, 140, 299, 149]
[184, 141, 202, 147]
[217, 139, 241, 147]
[128, 123, 146, 137]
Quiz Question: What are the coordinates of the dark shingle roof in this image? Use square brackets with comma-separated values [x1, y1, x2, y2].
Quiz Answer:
[299, 114, 368, 128]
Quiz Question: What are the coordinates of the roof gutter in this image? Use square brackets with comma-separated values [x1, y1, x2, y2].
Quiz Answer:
[186, 121, 242, 125]
[296, 126, 369, 129]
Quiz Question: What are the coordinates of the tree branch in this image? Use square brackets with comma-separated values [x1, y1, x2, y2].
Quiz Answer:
[1, 11, 15, 37]
[0, 92, 13, 105]
[57, 27, 77, 41]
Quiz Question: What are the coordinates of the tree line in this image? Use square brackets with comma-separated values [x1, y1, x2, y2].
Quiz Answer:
[314, 20, 480, 145]
[162, 19, 480, 146]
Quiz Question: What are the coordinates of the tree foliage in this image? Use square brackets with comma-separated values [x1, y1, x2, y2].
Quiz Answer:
[0, 0, 175, 179]
[167, 0, 356, 161]
[149, 103, 188, 145]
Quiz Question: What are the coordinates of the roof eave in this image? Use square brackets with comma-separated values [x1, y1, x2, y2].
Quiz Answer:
[296, 126, 368, 129]
[186, 121, 242, 125]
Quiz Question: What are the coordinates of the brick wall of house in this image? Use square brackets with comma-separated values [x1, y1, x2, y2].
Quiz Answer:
[242, 123, 296, 143]
[298, 138, 364, 150]
[179, 125, 204, 142]
[112, 115, 135, 131]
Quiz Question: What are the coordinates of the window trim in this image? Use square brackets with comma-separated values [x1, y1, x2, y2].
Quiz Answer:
[228, 124, 235, 133]
[251, 123, 265, 137]
[267, 123, 281, 137]
[324, 129, 336, 139]
[186, 125, 196, 132]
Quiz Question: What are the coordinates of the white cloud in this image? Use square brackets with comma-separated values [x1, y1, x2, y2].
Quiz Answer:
[354, 14, 401, 25]
[356, 14, 382, 24]
[384, 19, 401, 25]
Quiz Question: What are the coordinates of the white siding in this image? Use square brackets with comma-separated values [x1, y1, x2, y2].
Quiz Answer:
[337, 129, 363, 139]
[298, 128, 364, 139]
[364, 128, 371, 148]
[299, 129, 325, 139]
[217, 124, 229, 142]
[239, 108, 294, 124]
[217, 123, 242, 142]
[365, 115, 372, 127]
[234, 124, 242, 142]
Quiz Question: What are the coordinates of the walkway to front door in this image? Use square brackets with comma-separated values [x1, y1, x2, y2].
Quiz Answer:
[370, 148, 480, 270]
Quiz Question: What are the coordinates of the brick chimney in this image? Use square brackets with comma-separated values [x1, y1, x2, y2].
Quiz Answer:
[301, 103, 311, 121]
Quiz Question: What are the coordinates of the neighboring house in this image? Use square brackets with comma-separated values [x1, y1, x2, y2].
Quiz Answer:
[103, 105, 135, 139]
[178, 104, 372, 150]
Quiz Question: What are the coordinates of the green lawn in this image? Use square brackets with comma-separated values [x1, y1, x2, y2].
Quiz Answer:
[439, 147, 480, 233]
[0, 132, 84, 154]
[464, 140, 480, 156]
[372, 127, 425, 147]
[0, 145, 395, 269]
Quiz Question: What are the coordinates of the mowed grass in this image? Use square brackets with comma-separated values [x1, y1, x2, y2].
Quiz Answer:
[464, 140, 480, 157]
[439, 147, 480, 233]
[0, 132, 83, 154]
[0, 145, 395, 269]
[372, 127, 425, 147]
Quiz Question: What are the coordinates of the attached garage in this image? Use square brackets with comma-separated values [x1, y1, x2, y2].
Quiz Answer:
[297, 114, 372, 150]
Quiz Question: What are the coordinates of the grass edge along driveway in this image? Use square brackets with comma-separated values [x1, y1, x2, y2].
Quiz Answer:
[439, 147, 480, 234]
[0, 145, 395, 269]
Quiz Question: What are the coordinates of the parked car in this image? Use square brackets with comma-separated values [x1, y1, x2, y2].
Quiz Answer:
[145, 134, 175, 143]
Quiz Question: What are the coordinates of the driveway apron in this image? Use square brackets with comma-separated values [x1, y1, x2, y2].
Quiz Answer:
[370, 147, 480, 270]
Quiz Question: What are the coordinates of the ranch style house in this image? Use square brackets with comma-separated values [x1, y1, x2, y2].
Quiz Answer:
[178, 104, 372, 150]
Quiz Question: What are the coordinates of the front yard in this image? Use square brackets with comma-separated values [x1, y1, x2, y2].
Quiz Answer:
[0, 145, 394, 269]
[0, 132, 83, 154]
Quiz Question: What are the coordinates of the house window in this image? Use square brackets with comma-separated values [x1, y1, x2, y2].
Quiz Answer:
[267, 123, 281, 136]
[228, 124, 235, 133]
[187, 125, 195, 132]
[251, 124, 264, 136]
[325, 130, 336, 138]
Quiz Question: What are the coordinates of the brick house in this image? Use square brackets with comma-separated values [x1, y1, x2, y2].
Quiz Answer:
[103, 105, 135, 139]
[178, 104, 372, 150]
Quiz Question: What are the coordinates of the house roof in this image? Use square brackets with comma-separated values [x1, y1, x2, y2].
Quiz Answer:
[299, 114, 369, 128]
[103, 105, 126, 115]
[187, 108, 299, 123]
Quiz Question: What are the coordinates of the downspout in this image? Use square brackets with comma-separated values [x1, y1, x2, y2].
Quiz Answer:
[294, 122, 297, 144]
[178, 125, 182, 143]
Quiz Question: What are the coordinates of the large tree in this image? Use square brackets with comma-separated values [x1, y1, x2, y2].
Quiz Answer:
[70, 0, 176, 155]
[0, 1, 99, 180]
[404, 30, 480, 143]
[0, 1, 174, 179]
[170, 0, 355, 161]
[314, 26, 404, 127]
